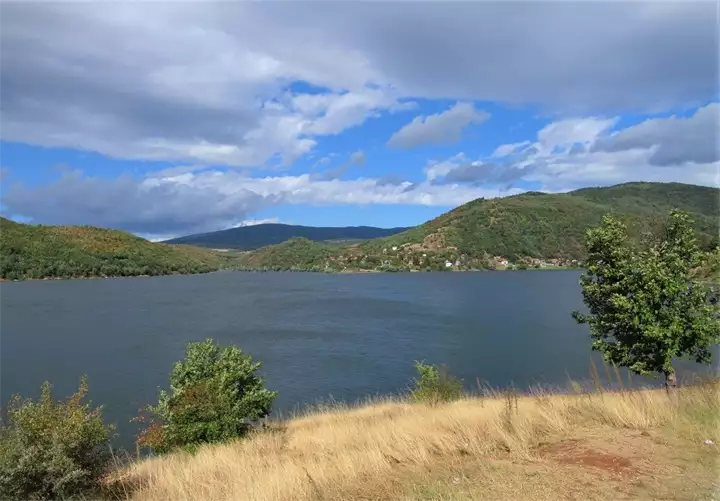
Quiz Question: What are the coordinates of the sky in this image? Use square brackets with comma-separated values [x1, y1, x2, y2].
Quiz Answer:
[0, 1, 718, 241]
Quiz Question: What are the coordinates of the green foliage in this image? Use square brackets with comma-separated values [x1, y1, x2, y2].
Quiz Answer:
[0, 217, 242, 280]
[240, 182, 718, 272]
[139, 339, 278, 454]
[237, 237, 343, 272]
[0, 377, 114, 500]
[572, 210, 720, 385]
[410, 361, 463, 405]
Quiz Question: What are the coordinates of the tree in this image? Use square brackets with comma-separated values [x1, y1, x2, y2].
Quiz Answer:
[138, 339, 277, 453]
[573, 210, 719, 388]
[0, 377, 114, 500]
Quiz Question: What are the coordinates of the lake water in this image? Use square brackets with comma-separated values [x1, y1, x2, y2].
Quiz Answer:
[1, 270, 715, 449]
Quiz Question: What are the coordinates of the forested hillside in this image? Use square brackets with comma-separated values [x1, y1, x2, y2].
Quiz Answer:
[164, 224, 409, 250]
[0, 218, 240, 280]
[240, 182, 719, 272]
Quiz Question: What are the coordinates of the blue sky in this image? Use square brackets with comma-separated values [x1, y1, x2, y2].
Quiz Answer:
[0, 2, 718, 240]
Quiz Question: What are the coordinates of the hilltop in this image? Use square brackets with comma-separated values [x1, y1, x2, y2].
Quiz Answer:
[239, 182, 719, 272]
[164, 223, 409, 250]
[0, 218, 241, 280]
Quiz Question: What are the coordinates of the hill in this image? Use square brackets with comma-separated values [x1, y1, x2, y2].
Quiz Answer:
[240, 182, 719, 272]
[164, 223, 410, 250]
[0, 218, 241, 280]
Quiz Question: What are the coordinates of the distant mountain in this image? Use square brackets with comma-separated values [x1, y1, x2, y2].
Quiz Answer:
[239, 182, 719, 272]
[164, 224, 410, 250]
[0, 218, 240, 280]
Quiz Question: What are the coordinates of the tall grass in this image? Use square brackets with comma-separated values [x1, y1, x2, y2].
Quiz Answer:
[106, 377, 719, 501]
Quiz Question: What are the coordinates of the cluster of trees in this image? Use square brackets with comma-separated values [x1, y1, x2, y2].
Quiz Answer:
[0, 218, 234, 280]
[1, 208, 718, 499]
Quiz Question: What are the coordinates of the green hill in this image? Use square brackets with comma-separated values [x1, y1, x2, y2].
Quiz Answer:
[240, 182, 719, 272]
[163, 223, 409, 250]
[0, 218, 241, 280]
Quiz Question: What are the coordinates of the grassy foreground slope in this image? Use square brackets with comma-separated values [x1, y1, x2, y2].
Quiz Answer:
[111, 381, 719, 501]
[240, 182, 719, 272]
[0, 217, 240, 280]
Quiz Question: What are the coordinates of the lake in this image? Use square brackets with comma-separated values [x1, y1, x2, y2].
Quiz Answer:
[1, 270, 715, 449]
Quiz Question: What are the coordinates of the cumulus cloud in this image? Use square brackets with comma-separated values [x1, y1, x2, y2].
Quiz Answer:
[591, 102, 719, 166]
[1, 168, 521, 238]
[387, 102, 489, 149]
[431, 107, 720, 191]
[1, 2, 716, 167]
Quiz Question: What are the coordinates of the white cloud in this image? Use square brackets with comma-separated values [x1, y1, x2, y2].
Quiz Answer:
[431, 105, 720, 191]
[424, 153, 467, 182]
[233, 218, 281, 227]
[1, 2, 716, 168]
[492, 141, 531, 157]
[2, 167, 521, 237]
[536, 117, 618, 155]
[387, 102, 489, 149]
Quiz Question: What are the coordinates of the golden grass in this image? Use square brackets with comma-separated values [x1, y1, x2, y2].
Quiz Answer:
[109, 381, 720, 501]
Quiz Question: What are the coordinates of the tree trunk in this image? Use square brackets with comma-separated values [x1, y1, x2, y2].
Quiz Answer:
[664, 370, 677, 393]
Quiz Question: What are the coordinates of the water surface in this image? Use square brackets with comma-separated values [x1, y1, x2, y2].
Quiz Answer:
[1, 270, 713, 448]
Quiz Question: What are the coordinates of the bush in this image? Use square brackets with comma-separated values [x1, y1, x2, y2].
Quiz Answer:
[0, 376, 114, 500]
[138, 339, 278, 454]
[410, 361, 463, 405]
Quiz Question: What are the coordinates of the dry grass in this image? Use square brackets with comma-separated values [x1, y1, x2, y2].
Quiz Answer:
[108, 381, 720, 501]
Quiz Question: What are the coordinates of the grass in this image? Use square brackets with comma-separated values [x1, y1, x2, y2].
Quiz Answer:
[106, 378, 720, 501]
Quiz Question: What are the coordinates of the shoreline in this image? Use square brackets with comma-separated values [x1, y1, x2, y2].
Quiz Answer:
[0, 267, 582, 283]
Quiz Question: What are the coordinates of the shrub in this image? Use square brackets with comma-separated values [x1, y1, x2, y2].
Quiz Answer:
[138, 339, 278, 454]
[0, 376, 114, 500]
[410, 361, 463, 405]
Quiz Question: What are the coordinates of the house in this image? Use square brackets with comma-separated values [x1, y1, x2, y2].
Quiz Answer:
[445, 261, 453, 268]
[392, 246, 398, 251]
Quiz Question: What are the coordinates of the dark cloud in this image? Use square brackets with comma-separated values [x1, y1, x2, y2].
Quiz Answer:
[1, 170, 272, 237]
[260, 2, 718, 113]
[591, 103, 719, 166]
[439, 161, 538, 186]
[2, 2, 714, 169]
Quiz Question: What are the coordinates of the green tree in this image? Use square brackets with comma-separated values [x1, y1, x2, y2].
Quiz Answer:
[0, 377, 114, 500]
[572, 210, 720, 388]
[139, 339, 277, 453]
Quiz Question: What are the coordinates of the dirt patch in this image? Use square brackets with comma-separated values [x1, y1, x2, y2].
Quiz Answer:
[540, 440, 635, 476]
